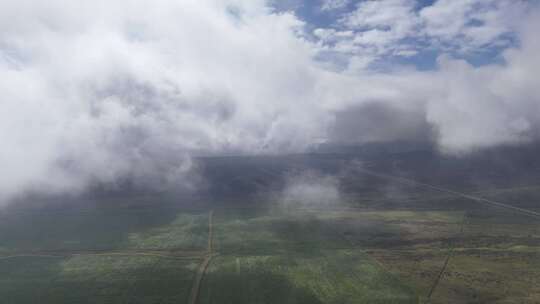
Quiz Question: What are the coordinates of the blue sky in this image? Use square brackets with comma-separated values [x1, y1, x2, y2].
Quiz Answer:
[271, 0, 528, 71]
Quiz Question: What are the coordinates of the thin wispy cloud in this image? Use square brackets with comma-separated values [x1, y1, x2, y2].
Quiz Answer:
[321, 0, 350, 11]
[314, 0, 527, 69]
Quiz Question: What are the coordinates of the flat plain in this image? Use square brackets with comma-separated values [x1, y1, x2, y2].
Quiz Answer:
[1, 148, 539, 303]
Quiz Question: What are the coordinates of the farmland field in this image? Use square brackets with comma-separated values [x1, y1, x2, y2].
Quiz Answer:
[1, 149, 540, 303]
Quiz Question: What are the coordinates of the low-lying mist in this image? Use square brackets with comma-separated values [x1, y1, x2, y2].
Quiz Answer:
[280, 170, 341, 208]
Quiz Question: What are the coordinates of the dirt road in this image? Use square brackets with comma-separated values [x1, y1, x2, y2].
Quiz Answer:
[187, 210, 215, 304]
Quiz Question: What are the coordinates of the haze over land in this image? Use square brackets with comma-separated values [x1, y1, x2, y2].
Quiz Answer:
[1, 0, 539, 203]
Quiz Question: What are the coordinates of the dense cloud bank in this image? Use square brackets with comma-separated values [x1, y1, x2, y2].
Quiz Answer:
[0, 0, 539, 203]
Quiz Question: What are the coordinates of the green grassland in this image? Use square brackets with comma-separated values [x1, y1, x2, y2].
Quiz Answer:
[430, 250, 540, 303]
[365, 201, 540, 304]
[199, 251, 417, 304]
[212, 208, 465, 254]
[0, 208, 209, 254]
[212, 208, 355, 255]
[0, 255, 199, 304]
[366, 246, 540, 303]
[1, 183, 539, 303]
[366, 249, 450, 301]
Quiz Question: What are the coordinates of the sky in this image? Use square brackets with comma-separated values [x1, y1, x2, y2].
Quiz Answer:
[0, 0, 539, 203]
[275, 0, 526, 70]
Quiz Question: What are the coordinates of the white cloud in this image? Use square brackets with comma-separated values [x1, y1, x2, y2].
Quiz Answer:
[281, 171, 341, 207]
[341, 0, 419, 56]
[425, 12, 540, 153]
[0, 0, 334, 202]
[343, 0, 418, 31]
[321, 0, 350, 11]
[314, 0, 527, 67]
[0, 0, 539, 204]
[420, 0, 527, 51]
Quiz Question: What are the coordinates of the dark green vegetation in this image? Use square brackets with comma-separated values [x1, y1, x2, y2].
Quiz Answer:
[1, 143, 540, 303]
[0, 255, 199, 303]
[0, 208, 209, 253]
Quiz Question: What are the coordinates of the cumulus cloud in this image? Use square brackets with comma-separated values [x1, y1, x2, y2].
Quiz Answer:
[424, 13, 540, 153]
[0, 0, 335, 202]
[0, 0, 539, 204]
[322, 1, 540, 153]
